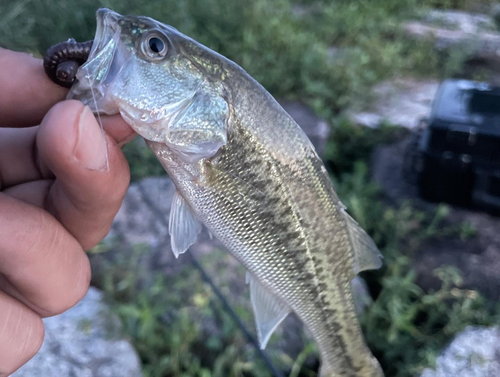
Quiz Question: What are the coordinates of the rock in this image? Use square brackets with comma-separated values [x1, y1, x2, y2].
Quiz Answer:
[420, 326, 500, 377]
[424, 10, 496, 34]
[349, 78, 439, 129]
[107, 176, 174, 247]
[371, 137, 500, 301]
[13, 287, 142, 377]
[279, 100, 330, 155]
[404, 10, 500, 64]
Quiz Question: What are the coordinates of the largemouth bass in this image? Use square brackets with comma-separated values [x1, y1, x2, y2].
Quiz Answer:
[68, 8, 384, 377]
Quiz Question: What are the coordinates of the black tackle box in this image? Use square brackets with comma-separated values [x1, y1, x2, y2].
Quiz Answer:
[405, 79, 500, 209]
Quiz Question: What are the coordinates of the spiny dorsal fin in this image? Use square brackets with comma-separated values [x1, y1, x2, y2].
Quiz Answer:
[246, 272, 291, 349]
[169, 191, 202, 258]
[342, 209, 383, 274]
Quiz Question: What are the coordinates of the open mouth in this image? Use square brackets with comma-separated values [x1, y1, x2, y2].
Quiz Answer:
[67, 8, 127, 114]
[91, 9, 120, 58]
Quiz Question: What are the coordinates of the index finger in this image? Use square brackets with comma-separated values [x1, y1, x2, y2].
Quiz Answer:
[0, 48, 68, 128]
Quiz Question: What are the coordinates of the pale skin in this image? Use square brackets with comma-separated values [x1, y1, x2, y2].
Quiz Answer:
[0, 48, 136, 376]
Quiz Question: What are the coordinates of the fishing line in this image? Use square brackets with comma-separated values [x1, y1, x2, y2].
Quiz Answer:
[136, 182, 285, 377]
[89, 83, 110, 171]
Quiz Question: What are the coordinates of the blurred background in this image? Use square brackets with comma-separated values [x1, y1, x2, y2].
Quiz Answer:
[2, 1, 500, 376]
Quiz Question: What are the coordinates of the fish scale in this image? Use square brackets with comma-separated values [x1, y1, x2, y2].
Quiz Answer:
[67, 8, 385, 377]
[268, 141, 369, 375]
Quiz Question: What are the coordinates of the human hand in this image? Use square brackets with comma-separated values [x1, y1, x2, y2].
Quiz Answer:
[0, 48, 136, 376]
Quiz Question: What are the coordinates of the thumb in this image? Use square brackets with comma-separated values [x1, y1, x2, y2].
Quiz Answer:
[37, 100, 131, 249]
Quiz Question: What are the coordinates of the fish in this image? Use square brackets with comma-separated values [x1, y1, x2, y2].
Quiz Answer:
[67, 8, 385, 377]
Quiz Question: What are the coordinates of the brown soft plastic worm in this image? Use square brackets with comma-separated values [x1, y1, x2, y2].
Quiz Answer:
[43, 39, 93, 87]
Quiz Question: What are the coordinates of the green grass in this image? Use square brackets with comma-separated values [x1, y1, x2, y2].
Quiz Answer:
[3, 0, 500, 376]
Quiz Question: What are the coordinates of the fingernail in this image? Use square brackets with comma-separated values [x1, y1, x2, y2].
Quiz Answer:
[74, 106, 108, 171]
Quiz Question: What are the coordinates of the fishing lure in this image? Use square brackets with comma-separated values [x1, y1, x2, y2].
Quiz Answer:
[44, 39, 93, 87]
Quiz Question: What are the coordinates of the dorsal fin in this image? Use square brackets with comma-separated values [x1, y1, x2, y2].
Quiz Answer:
[342, 209, 383, 274]
[246, 272, 291, 349]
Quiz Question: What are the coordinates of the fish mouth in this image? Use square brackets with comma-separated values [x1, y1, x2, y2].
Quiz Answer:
[67, 8, 127, 114]
[92, 8, 120, 58]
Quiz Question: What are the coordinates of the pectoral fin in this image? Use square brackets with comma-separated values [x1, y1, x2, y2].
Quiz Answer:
[246, 272, 290, 349]
[169, 191, 202, 258]
[342, 210, 383, 274]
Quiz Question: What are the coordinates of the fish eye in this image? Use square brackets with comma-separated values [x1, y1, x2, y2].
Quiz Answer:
[149, 37, 164, 53]
[140, 30, 169, 61]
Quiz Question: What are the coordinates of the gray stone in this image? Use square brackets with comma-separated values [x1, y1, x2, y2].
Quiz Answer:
[405, 10, 500, 64]
[349, 77, 439, 129]
[106, 176, 175, 249]
[420, 327, 500, 377]
[13, 287, 142, 377]
[424, 10, 496, 34]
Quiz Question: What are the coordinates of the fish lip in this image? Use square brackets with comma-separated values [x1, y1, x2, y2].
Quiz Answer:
[91, 8, 120, 57]
[79, 8, 122, 85]
[67, 8, 124, 113]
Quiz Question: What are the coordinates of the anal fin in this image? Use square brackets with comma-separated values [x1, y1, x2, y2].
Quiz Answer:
[246, 272, 290, 349]
[169, 191, 202, 258]
[351, 276, 373, 316]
